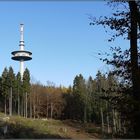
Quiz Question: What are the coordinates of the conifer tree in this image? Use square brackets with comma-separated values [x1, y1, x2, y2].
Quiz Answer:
[8, 66, 15, 116]
[15, 72, 22, 115]
[22, 68, 31, 118]
[1, 67, 9, 115]
[73, 74, 86, 122]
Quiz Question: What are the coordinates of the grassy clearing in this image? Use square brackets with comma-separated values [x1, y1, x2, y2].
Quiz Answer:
[0, 113, 102, 139]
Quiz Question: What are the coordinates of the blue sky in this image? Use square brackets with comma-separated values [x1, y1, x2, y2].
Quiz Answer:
[0, 1, 129, 87]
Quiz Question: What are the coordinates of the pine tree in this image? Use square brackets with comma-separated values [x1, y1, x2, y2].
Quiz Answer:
[8, 66, 15, 116]
[73, 74, 86, 122]
[0, 77, 4, 112]
[22, 68, 31, 118]
[1, 67, 9, 115]
[95, 71, 105, 134]
[86, 76, 94, 122]
[15, 72, 22, 115]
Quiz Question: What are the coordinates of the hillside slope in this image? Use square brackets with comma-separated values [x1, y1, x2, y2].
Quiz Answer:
[0, 113, 102, 139]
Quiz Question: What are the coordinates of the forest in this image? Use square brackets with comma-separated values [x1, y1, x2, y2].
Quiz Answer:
[0, 0, 140, 139]
[0, 64, 136, 138]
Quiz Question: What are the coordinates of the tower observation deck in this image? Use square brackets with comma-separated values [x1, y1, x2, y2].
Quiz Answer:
[11, 24, 32, 80]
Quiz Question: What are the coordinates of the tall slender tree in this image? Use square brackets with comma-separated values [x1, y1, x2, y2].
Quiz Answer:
[1, 67, 9, 115]
[73, 74, 86, 122]
[23, 68, 31, 118]
[8, 66, 15, 116]
[15, 72, 22, 115]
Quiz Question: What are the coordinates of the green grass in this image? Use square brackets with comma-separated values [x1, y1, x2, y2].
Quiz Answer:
[0, 112, 103, 139]
[0, 113, 67, 139]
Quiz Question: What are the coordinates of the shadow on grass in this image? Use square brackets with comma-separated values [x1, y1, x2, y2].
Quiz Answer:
[0, 121, 69, 139]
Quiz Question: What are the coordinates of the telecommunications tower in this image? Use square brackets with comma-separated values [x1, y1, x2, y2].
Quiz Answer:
[11, 24, 32, 80]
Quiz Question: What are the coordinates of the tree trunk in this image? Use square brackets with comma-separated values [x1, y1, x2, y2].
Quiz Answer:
[21, 96, 23, 116]
[30, 93, 32, 118]
[84, 92, 87, 123]
[106, 102, 110, 134]
[24, 94, 26, 118]
[9, 95, 10, 116]
[36, 92, 39, 118]
[33, 92, 36, 119]
[50, 103, 53, 119]
[26, 92, 28, 118]
[118, 113, 122, 135]
[47, 103, 49, 118]
[4, 96, 7, 116]
[112, 109, 116, 135]
[14, 100, 17, 114]
[129, 1, 140, 137]
[100, 107, 104, 135]
[84, 104, 87, 123]
[33, 104, 36, 119]
[18, 89, 20, 116]
[9, 87, 12, 116]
